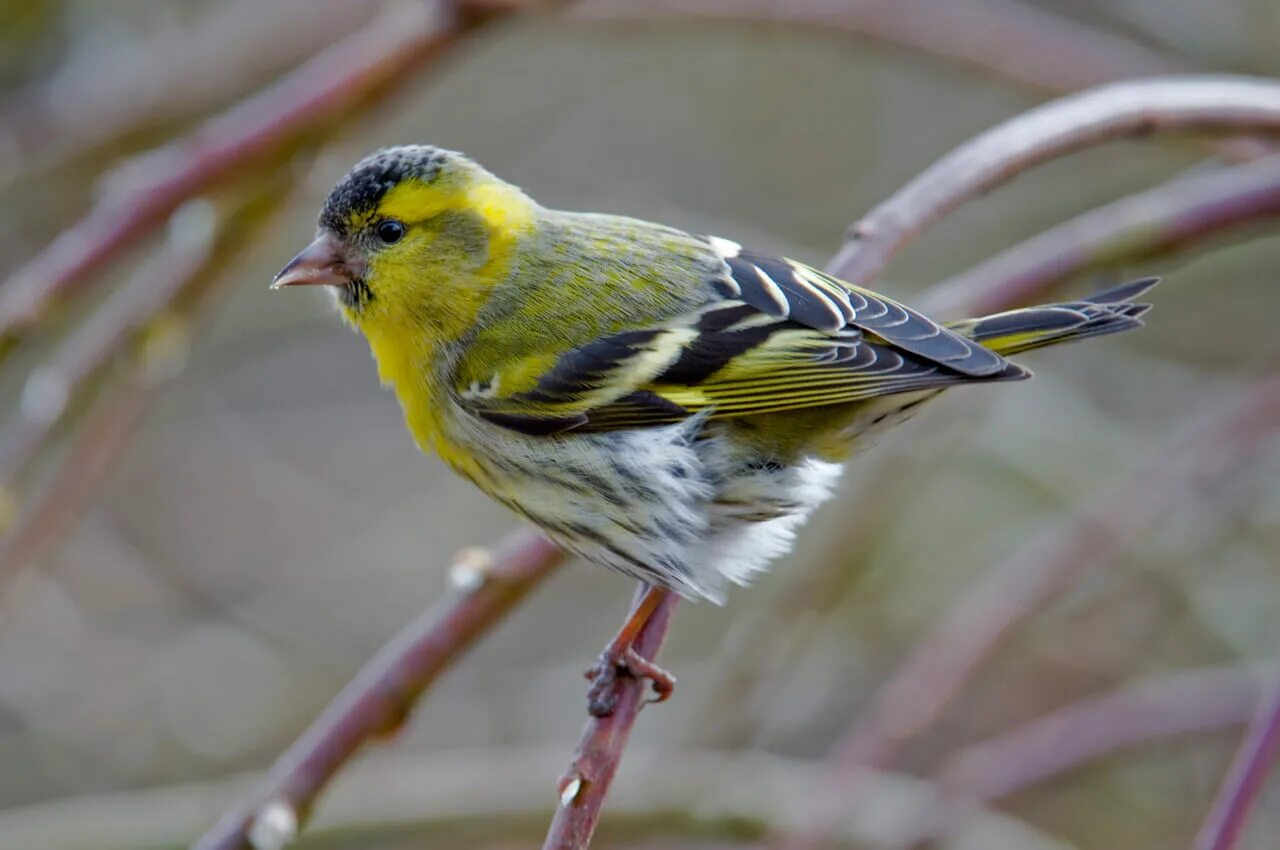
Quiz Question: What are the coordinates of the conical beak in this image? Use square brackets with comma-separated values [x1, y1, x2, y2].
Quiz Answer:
[271, 232, 352, 289]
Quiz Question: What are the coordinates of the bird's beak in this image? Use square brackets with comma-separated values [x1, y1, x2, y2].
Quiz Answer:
[271, 232, 352, 289]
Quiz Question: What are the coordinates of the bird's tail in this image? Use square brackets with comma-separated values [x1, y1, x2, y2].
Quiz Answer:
[945, 277, 1158, 358]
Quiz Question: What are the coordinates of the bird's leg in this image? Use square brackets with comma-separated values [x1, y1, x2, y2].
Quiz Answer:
[585, 584, 676, 717]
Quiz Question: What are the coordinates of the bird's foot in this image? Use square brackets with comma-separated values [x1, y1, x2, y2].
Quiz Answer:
[584, 647, 676, 717]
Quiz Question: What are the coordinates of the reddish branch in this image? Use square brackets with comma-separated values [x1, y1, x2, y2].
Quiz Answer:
[542, 589, 680, 850]
[0, 0, 464, 344]
[924, 153, 1280, 316]
[826, 75, 1280, 287]
[1194, 671, 1280, 850]
[191, 529, 565, 850]
[778, 376, 1280, 850]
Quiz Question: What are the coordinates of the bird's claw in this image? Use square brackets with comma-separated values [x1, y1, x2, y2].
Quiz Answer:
[584, 647, 676, 717]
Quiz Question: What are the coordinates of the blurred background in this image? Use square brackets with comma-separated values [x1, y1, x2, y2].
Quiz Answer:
[1, 1, 1279, 848]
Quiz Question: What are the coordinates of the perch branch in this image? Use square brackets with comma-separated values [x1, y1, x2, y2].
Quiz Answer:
[0, 0, 471, 345]
[191, 529, 566, 850]
[779, 373, 1280, 850]
[825, 75, 1280, 287]
[198, 75, 1280, 850]
[1194, 669, 1280, 850]
[541, 587, 680, 850]
[924, 153, 1280, 316]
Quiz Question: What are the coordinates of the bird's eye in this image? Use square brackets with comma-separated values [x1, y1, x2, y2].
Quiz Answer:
[375, 219, 405, 244]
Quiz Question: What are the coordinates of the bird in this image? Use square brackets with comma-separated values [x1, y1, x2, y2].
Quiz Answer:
[273, 145, 1155, 715]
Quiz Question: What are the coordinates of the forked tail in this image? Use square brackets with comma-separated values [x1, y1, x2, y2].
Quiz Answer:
[946, 278, 1158, 358]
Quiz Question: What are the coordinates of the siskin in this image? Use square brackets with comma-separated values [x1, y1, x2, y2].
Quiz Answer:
[274, 145, 1154, 714]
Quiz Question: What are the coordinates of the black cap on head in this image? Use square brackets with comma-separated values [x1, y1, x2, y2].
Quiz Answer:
[320, 145, 453, 234]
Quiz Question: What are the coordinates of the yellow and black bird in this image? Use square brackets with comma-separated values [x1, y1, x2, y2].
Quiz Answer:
[274, 145, 1154, 712]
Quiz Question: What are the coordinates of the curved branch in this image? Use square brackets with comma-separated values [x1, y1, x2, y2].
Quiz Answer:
[694, 156, 1280, 750]
[191, 529, 566, 850]
[923, 153, 1280, 316]
[826, 75, 1280, 286]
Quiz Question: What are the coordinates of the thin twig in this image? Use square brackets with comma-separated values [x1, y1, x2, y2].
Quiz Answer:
[826, 75, 1280, 287]
[923, 153, 1280, 316]
[191, 529, 566, 850]
[775, 375, 1280, 850]
[1193, 669, 1280, 850]
[542, 587, 679, 850]
[0, 0, 461, 344]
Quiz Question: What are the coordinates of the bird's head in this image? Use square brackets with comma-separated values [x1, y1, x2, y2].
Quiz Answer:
[272, 145, 536, 341]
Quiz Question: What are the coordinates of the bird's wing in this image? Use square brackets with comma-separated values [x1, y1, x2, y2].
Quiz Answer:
[459, 238, 1025, 436]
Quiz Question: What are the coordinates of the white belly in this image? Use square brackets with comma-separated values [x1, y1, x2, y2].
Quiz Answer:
[448, 411, 842, 602]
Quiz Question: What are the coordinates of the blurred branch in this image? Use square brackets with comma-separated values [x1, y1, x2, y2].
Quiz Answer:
[0, 187, 284, 577]
[1194, 669, 1280, 850]
[0, 202, 217, 506]
[0, 0, 478, 347]
[191, 530, 566, 850]
[924, 153, 1280, 316]
[941, 665, 1264, 802]
[888, 665, 1265, 849]
[0, 0, 386, 183]
[692, 416, 970, 748]
[542, 588, 679, 850]
[826, 75, 1280, 287]
[776, 374, 1280, 850]
[0, 749, 1071, 850]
